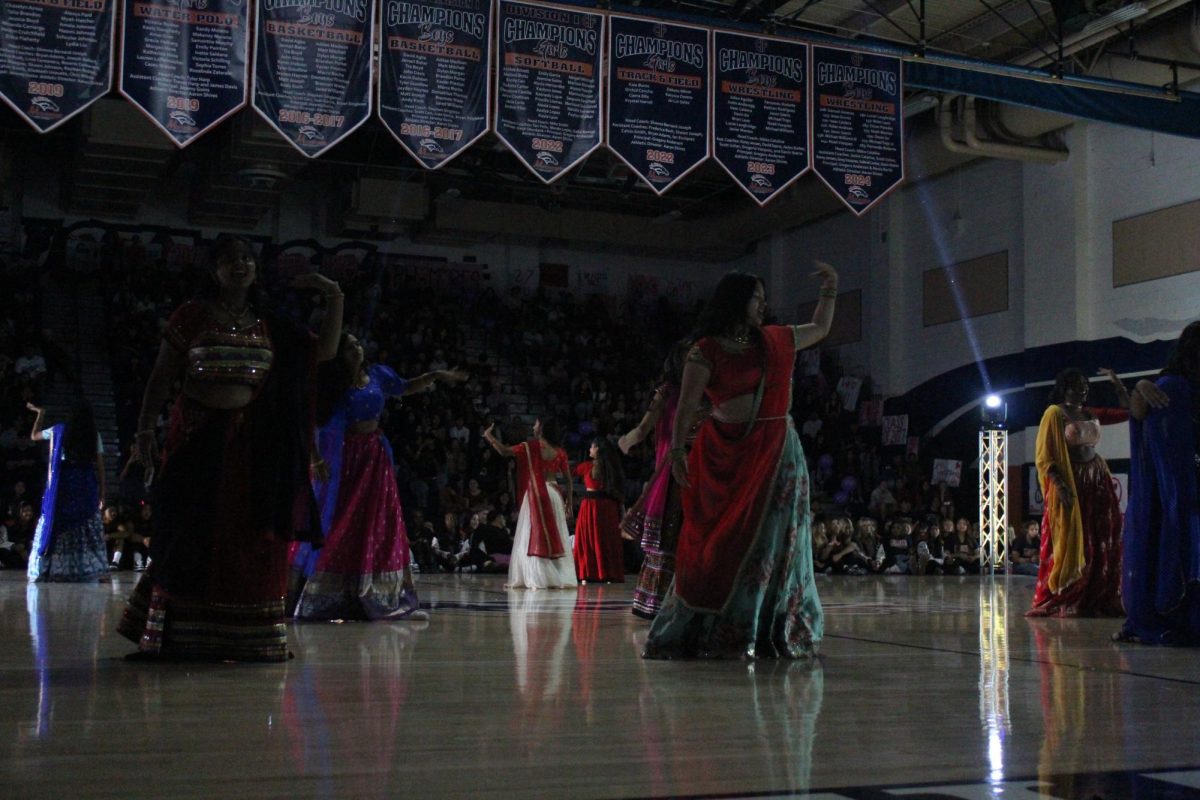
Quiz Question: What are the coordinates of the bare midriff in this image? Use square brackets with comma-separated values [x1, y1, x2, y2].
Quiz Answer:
[183, 381, 255, 411]
[710, 393, 756, 425]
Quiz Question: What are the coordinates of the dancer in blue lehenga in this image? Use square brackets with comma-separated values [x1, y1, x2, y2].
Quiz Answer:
[1119, 322, 1200, 645]
[26, 400, 108, 582]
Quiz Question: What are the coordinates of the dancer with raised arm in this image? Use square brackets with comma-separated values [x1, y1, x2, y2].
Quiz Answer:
[484, 418, 576, 589]
[289, 331, 467, 620]
[26, 400, 108, 582]
[119, 238, 342, 662]
[643, 265, 837, 659]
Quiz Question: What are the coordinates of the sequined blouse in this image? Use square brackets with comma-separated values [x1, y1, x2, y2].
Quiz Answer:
[164, 301, 273, 389]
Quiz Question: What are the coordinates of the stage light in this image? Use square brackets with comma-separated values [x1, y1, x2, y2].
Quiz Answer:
[981, 394, 1007, 430]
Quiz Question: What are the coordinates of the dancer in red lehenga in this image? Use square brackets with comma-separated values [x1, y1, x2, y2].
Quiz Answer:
[572, 438, 625, 583]
[1028, 368, 1129, 618]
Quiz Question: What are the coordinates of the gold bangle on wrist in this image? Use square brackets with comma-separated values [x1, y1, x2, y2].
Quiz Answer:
[819, 288, 838, 298]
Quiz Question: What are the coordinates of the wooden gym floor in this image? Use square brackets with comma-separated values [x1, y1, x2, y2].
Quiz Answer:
[2, 571, 1199, 799]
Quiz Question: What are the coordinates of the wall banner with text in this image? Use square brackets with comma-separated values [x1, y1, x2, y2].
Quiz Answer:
[0, 0, 116, 133]
[120, 0, 250, 147]
[253, 0, 376, 158]
[379, 0, 492, 169]
[811, 45, 904, 216]
[607, 15, 710, 195]
[494, 0, 604, 184]
[712, 31, 808, 206]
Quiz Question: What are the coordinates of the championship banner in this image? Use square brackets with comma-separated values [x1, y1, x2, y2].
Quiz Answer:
[607, 16, 710, 195]
[494, 0, 603, 183]
[379, 0, 492, 169]
[712, 31, 808, 206]
[120, 0, 249, 147]
[811, 46, 904, 216]
[253, 0, 376, 158]
[0, 0, 116, 133]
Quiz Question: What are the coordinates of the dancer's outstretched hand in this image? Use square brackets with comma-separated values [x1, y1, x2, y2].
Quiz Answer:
[617, 432, 635, 455]
[811, 260, 838, 286]
[439, 368, 469, 384]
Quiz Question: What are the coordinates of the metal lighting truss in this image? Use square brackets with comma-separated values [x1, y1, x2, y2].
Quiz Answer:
[978, 428, 1008, 573]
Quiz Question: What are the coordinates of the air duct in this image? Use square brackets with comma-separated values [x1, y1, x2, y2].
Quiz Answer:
[938, 96, 1070, 164]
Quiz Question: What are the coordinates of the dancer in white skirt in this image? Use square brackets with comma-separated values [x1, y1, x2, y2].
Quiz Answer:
[483, 418, 576, 589]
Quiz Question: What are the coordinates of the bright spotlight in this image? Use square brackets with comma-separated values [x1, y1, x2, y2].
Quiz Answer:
[981, 393, 1007, 430]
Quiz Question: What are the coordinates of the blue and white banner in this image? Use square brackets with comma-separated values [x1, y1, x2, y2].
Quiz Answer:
[712, 31, 808, 206]
[253, 0, 376, 158]
[120, 0, 249, 147]
[495, 0, 603, 183]
[0, 0, 116, 133]
[607, 15, 709, 195]
[379, 0, 492, 169]
[811, 46, 904, 216]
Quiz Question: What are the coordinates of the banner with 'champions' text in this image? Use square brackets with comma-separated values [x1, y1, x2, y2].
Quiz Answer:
[712, 31, 809, 206]
[811, 45, 904, 216]
[494, 0, 604, 184]
[253, 0, 376, 158]
[607, 16, 710, 195]
[378, 0, 492, 169]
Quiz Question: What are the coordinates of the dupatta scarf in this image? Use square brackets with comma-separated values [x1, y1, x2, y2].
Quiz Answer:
[30, 424, 66, 561]
[514, 440, 568, 559]
[1035, 405, 1085, 594]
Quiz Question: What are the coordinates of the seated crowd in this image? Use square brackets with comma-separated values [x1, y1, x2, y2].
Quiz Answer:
[0, 256, 58, 569]
[4, 242, 1041, 579]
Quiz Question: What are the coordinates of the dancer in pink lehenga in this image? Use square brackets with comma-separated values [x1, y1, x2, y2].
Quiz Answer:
[289, 331, 466, 620]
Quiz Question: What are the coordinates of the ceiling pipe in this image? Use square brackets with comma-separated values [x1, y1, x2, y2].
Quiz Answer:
[1014, 0, 1194, 68]
[937, 95, 979, 157]
[961, 97, 1069, 163]
[937, 96, 1070, 164]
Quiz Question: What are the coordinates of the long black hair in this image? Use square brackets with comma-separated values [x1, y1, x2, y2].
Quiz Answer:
[591, 438, 625, 496]
[1048, 367, 1087, 405]
[692, 271, 762, 340]
[657, 337, 692, 388]
[1164, 321, 1200, 382]
[63, 398, 98, 463]
[316, 330, 357, 425]
[539, 417, 564, 448]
